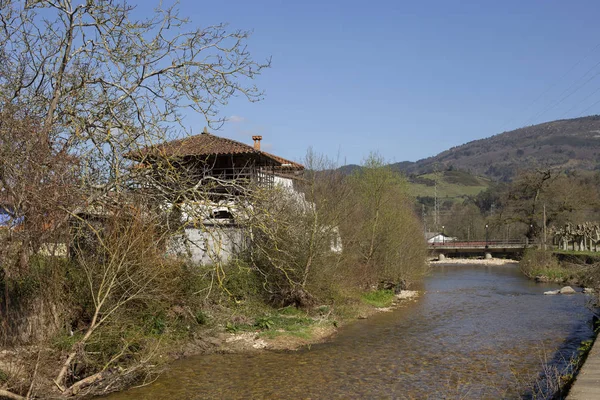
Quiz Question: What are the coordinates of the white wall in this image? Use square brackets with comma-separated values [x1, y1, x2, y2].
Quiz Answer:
[427, 234, 455, 243]
[169, 224, 245, 265]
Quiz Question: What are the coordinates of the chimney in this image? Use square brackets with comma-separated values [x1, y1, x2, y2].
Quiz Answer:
[252, 135, 262, 150]
[202, 126, 209, 134]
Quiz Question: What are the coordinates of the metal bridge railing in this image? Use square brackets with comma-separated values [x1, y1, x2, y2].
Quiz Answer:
[428, 239, 528, 248]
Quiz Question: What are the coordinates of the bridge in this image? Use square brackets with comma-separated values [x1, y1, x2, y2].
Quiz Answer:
[428, 239, 533, 260]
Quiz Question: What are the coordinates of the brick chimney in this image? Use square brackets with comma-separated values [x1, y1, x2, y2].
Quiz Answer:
[252, 135, 262, 150]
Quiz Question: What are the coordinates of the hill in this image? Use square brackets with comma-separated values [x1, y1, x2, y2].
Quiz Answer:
[333, 164, 492, 203]
[408, 169, 491, 202]
[391, 115, 600, 181]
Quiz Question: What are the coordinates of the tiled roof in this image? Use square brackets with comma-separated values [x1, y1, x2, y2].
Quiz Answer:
[129, 131, 258, 160]
[127, 130, 305, 170]
[262, 152, 304, 171]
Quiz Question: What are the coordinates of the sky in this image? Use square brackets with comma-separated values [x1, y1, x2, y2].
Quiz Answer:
[167, 0, 600, 165]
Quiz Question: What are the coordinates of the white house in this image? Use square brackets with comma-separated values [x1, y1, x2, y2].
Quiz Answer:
[425, 232, 456, 244]
[127, 129, 344, 264]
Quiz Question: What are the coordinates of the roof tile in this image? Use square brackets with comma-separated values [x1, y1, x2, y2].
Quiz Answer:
[128, 131, 305, 171]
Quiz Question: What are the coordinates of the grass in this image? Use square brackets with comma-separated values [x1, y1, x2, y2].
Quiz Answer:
[408, 171, 491, 201]
[257, 314, 316, 339]
[361, 289, 395, 308]
[529, 268, 570, 281]
[225, 306, 317, 340]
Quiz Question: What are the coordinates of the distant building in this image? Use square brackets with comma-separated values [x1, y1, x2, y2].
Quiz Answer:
[425, 232, 456, 244]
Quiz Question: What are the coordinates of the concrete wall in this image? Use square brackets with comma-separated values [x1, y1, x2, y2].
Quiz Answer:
[169, 174, 342, 264]
[169, 224, 246, 265]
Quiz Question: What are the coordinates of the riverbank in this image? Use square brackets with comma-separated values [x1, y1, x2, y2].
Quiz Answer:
[519, 248, 599, 287]
[513, 248, 600, 397]
[0, 289, 422, 398]
[567, 335, 600, 399]
[182, 289, 421, 355]
[103, 262, 595, 399]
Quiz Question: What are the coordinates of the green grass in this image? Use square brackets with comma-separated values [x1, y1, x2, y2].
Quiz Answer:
[225, 309, 317, 339]
[278, 305, 306, 316]
[361, 289, 395, 308]
[530, 268, 570, 281]
[257, 314, 316, 339]
[408, 172, 491, 201]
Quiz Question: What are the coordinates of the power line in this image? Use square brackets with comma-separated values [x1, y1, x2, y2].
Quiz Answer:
[522, 56, 600, 125]
[497, 41, 600, 132]
[558, 83, 600, 118]
[576, 95, 600, 117]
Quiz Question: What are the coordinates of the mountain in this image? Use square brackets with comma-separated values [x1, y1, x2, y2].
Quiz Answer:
[391, 115, 600, 181]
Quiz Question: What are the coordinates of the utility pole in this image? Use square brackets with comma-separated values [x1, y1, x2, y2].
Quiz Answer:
[434, 177, 438, 229]
[433, 164, 440, 230]
[422, 204, 426, 237]
[543, 203, 547, 251]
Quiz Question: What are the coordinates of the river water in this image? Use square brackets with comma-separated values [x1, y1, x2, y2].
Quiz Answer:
[106, 263, 595, 399]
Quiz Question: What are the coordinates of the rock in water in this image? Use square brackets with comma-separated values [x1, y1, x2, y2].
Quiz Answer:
[559, 286, 576, 294]
[583, 287, 595, 294]
[544, 290, 560, 295]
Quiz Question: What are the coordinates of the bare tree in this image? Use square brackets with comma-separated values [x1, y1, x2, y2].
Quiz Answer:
[55, 200, 173, 394]
[0, 0, 268, 345]
[0, 1, 269, 395]
[0, 0, 269, 188]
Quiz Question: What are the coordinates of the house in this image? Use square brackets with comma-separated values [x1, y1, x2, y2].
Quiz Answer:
[425, 232, 456, 244]
[128, 127, 303, 194]
[126, 128, 306, 264]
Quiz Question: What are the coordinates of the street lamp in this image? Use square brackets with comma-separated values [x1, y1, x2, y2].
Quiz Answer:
[485, 224, 489, 248]
[442, 225, 445, 245]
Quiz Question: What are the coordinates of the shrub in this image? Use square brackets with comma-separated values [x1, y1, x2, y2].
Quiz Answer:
[520, 249, 561, 278]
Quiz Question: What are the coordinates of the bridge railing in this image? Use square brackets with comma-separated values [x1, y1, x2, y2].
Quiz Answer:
[428, 239, 528, 248]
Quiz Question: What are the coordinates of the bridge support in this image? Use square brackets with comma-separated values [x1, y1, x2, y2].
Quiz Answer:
[484, 252, 492, 260]
[438, 253, 446, 261]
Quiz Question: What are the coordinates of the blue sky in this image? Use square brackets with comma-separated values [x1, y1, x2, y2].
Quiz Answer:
[173, 0, 600, 165]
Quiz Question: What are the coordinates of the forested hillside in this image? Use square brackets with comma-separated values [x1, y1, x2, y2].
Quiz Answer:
[390, 116, 600, 181]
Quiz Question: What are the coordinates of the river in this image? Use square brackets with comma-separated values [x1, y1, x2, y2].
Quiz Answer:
[105, 263, 595, 399]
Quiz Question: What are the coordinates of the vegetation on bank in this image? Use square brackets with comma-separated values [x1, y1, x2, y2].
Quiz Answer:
[517, 249, 600, 398]
[0, 152, 428, 398]
[520, 249, 567, 280]
[0, 0, 430, 398]
[520, 248, 600, 289]
[0, 1, 430, 398]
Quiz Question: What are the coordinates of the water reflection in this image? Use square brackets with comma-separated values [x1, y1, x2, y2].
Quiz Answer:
[105, 263, 594, 399]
